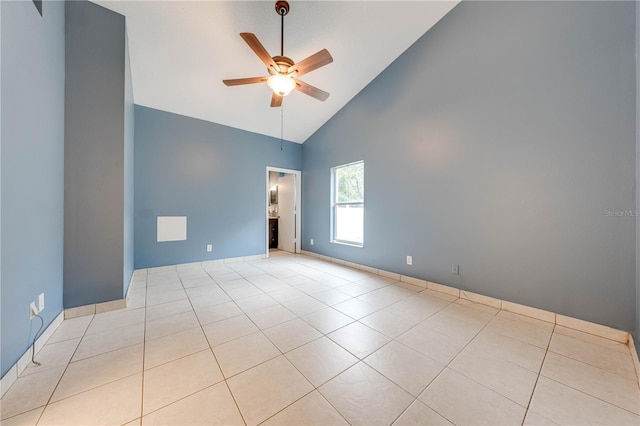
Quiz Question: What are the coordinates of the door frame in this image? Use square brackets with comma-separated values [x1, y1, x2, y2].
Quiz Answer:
[265, 166, 302, 256]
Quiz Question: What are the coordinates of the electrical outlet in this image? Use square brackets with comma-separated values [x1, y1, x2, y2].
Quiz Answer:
[206, 244, 212, 252]
[29, 302, 38, 319]
[406, 256, 413, 265]
[452, 264, 460, 275]
[310, 239, 314, 245]
[38, 293, 45, 311]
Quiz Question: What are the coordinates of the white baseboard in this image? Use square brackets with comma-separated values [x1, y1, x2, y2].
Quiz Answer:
[628, 335, 640, 386]
[64, 273, 137, 320]
[124, 271, 135, 300]
[0, 310, 64, 398]
[401, 275, 427, 288]
[460, 290, 502, 310]
[299, 250, 631, 345]
[141, 253, 268, 274]
[64, 298, 127, 319]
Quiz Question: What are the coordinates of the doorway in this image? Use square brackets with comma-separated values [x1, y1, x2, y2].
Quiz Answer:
[266, 167, 301, 256]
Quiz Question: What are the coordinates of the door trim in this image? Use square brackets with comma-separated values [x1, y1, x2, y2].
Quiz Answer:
[266, 166, 302, 257]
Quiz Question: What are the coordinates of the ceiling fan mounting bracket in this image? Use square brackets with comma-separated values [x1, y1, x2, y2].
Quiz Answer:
[275, 1, 289, 16]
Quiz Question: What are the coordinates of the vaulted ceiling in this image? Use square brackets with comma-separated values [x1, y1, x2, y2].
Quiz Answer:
[94, 1, 459, 143]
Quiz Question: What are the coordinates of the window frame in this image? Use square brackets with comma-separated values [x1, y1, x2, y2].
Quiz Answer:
[330, 160, 364, 247]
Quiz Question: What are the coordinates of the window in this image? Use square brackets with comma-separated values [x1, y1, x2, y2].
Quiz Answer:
[331, 161, 364, 246]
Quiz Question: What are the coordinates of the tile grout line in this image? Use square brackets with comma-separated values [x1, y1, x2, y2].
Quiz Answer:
[215, 256, 365, 424]
[152, 268, 249, 424]
[247, 256, 354, 425]
[399, 299, 502, 426]
[199, 263, 250, 426]
[536, 336, 640, 418]
[210, 259, 319, 379]
[33, 312, 98, 425]
[522, 322, 557, 424]
[537, 374, 640, 417]
[545, 349, 640, 384]
[546, 332, 638, 382]
[251, 255, 454, 425]
[3, 300, 151, 422]
[290, 265, 456, 417]
[226, 256, 354, 423]
[137, 271, 149, 424]
[56, 323, 146, 364]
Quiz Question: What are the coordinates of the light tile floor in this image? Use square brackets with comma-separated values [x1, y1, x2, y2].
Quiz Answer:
[1, 252, 639, 425]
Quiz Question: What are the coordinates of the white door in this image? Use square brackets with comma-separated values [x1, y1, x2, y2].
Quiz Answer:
[278, 174, 296, 253]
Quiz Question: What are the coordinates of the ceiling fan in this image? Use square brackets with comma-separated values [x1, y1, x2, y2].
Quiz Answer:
[223, 1, 333, 107]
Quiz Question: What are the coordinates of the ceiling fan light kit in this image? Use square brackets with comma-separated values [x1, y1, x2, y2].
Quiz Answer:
[222, 1, 333, 107]
[267, 74, 296, 96]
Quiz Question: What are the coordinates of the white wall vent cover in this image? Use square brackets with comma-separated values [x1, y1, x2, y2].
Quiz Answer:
[157, 216, 187, 242]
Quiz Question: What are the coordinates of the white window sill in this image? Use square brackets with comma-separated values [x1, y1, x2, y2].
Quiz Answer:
[331, 240, 363, 248]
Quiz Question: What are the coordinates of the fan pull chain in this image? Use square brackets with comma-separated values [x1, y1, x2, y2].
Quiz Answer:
[280, 106, 284, 151]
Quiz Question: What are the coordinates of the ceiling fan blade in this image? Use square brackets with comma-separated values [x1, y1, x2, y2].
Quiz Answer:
[288, 49, 333, 77]
[270, 92, 283, 108]
[223, 77, 267, 86]
[240, 33, 278, 72]
[294, 80, 330, 102]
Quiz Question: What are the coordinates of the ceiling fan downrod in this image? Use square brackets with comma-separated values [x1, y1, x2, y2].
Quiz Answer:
[275, 1, 289, 57]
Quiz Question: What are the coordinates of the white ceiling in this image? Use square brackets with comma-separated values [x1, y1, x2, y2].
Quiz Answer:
[93, 1, 459, 143]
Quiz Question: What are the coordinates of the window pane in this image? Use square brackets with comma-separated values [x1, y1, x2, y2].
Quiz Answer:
[335, 204, 363, 244]
[336, 162, 364, 203]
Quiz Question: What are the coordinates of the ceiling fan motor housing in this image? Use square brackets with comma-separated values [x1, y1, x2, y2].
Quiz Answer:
[270, 56, 294, 74]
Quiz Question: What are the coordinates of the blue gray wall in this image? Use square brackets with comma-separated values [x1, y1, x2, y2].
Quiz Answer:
[1, 0, 3, 379]
[633, 2, 640, 354]
[1, 0, 65, 377]
[134, 106, 302, 268]
[64, 1, 132, 307]
[123, 29, 134, 297]
[302, 1, 636, 332]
